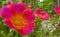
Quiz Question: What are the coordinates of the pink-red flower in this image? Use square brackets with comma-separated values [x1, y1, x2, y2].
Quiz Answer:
[53, 6, 60, 15]
[34, 8, 50, 21]
[1, 2, 34, 35]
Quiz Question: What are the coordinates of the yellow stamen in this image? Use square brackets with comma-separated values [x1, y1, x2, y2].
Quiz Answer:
[10, 15, 27, 29]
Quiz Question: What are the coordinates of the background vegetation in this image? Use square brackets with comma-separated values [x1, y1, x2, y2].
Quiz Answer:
[0, 0, 60, 37]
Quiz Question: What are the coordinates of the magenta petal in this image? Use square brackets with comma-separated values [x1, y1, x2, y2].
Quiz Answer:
[35, 8, 42, 14]
[41, 11, 50, 20]
[1, 6, 12, 19]
[34, 8, 42, 17]
[23, 9, 34, 23]
[53, 6, 60, 15]
[10, 3, 26, 14]
[3, 19, 13, 29]
[18, 23, 34, 35]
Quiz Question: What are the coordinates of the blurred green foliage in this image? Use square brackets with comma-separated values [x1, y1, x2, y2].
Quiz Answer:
[0, 0, 60, 37]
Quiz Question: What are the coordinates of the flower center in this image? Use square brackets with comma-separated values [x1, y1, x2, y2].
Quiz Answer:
[14, 16, 24, 26]
[11, 15, 27, 29]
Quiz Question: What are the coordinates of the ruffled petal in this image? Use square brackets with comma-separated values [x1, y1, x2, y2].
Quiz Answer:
[23, 9, 34, 23]
[1, 6, 12, 19]
[10, 2, 26, 14]
[17, 23, 34, 35]
[3, 18, 13, 29]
